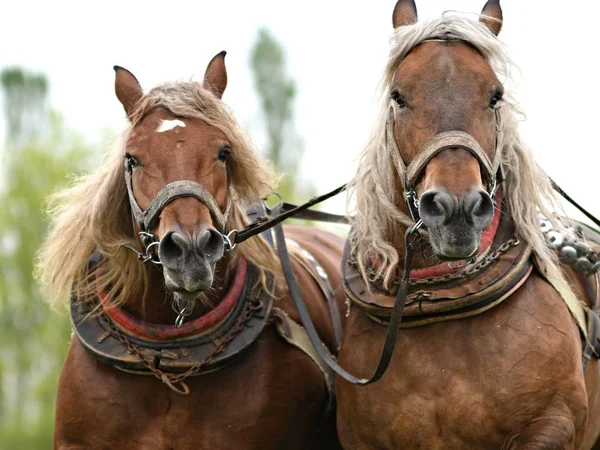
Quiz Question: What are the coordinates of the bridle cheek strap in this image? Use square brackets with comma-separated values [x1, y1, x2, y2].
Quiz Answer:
[387, 105, 503, 201]
[124, 167, 230, 234]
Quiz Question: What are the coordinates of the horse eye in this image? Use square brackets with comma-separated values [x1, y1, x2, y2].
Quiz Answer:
[125, 153, 139, 168]
[391, 90, 407, 108]
[489, 92, 503, 109]
[218, 146, 231, 162]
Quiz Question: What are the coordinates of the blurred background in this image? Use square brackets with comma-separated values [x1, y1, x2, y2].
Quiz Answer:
[1, 0, 598, 447]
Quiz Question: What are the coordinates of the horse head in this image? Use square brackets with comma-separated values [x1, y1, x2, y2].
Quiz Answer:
[114, 53, 233, 308]
[389, 0, 503, 260]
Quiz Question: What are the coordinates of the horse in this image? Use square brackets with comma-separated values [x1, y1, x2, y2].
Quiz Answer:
[36, 52, 346, 449]
[335, 1, 600, 448]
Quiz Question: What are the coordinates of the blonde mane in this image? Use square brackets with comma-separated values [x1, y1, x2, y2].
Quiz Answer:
[36, 80, 281, 309]
[349, 13, 575, 304]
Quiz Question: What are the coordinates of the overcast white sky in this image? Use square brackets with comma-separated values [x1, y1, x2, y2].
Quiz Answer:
[1, 0, 599, 219]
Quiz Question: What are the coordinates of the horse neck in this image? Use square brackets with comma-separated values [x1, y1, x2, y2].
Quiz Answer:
[121, 256, 235, 325]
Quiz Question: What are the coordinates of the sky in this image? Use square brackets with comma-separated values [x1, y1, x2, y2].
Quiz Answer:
[1, 0, 599, 219]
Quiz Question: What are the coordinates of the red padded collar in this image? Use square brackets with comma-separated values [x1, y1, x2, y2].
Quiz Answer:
[98, 259, 248, 340]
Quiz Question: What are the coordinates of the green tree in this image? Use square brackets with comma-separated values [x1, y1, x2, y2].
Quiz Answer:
[1, 67, 48, 149]
[250, 28, 304, 193]
[0, 67, 93, 448]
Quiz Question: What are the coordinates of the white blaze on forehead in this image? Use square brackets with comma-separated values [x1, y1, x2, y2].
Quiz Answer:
[156, 119, 186, 133]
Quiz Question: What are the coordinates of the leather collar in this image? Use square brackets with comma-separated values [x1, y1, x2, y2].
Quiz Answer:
[343, 206, 533, 328]
[71, 258, 272, 376]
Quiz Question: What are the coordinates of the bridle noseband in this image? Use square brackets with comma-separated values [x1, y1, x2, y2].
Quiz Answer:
[123, 156, 234, 265]
[386, 98, 504, 222]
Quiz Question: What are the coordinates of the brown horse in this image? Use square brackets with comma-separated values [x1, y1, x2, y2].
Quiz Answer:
[36, 53, 345, 449]
[336, 1, 600, 448]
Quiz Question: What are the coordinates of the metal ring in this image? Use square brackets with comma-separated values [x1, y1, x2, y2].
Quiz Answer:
[262, 191, 284, 215]
[223, 229, 239, 252]
[412, 219, 424, 232]
[175, 314, 186, 328]
[263, 191, 283, 205]
[161, 375, 190, 395]
[144, 241, 162, 265]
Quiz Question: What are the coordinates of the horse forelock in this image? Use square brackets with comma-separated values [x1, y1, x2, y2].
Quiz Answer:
[36, 80, 282, 310]
[349, 13, 576, 306]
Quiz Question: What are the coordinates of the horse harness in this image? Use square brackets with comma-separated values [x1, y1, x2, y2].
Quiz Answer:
[74, 126, 600, 394]
[71, 204, 341, 400]
[270, 96, 600, 384]
[268, 101, 508, 386]
[342, 213, 600, 372]
[122, 154, 233, 264]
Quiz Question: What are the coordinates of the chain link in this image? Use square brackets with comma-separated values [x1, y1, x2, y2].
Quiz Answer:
[96, 296, 264, 395]
[363, 237, 520, 293]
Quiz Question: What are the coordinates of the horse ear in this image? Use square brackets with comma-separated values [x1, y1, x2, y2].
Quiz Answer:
[204, 51, 228, 99]
[392, 0, 418, 28]
[480, 0, 503, 36]
[113, 66, 143, 121]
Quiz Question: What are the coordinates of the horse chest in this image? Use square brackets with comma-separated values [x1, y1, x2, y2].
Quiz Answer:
[337, 277, 588, 449]
[55, 330, 329, 450]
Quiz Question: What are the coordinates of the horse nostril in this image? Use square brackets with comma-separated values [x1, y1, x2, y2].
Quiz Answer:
[419, 190, 454, 226]
[159, 231, 191, 267]
[196, 228, 225, 262]
[464, 190, 494, 228]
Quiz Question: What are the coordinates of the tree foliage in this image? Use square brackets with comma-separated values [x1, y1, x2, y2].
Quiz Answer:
[1, 67, 48, 149]
[0, 67, 93, 448]
[250, 28, 300, 175]
[249, 27, 315, 210]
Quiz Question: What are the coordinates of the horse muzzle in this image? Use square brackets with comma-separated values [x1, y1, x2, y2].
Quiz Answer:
[159, 228, 225, 293]
[419, 188, 494, 260]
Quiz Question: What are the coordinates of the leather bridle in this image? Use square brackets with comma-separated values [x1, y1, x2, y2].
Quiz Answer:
[122, 154, 234, 264]
[386, 101, 504, 221]
[121, 153, 348, 266]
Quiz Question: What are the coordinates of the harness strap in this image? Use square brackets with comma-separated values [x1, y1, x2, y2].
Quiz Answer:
[287, 239, 344, 351]
[386, 104, 503, 216]
[273, 202, 421, 385]
[406, 131, 497, 189]
[271, 202, 349, 225]
[550, 178, 600, 229]
[271, 307, 336, 412]
[581, 272, 600, 371]
[232, 184, 347, 247]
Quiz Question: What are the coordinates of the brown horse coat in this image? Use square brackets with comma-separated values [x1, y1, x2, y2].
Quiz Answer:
[41, 54, 347, 449]
[55, 227, 346, 450]
[336, 1, 600, 448]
